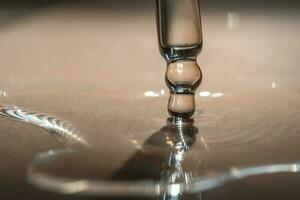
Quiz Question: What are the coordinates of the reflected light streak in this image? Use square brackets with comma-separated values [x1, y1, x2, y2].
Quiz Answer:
[198, 91, 224, 98]
[144, 91, 160, 97]
[26, 148, 300, 196]
[131, 139, 142, 149]
[61, 180, 89, 194]
[0, 90, 8, 97]
[227, 12, 239, 30]
[28, 149, 300, 197]
[211, 93, 224, 98]
[0, 105, 88, 147]
[144, 89, 167, 97]
[168, 184, 180, 196]
[131, 139, 138, 144]
[199, 91, 211, 97]
[189, 162, 300, 193]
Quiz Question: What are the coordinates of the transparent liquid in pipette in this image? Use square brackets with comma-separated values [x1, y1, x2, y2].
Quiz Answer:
[166, 59, 202, 120]
[156, 0, 203, 120]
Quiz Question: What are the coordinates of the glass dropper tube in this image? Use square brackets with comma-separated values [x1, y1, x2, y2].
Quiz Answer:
[156, 0, 203, 120]
[156, 0, 203, 62]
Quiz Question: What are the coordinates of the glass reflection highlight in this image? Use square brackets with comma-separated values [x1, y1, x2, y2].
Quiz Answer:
[227, 12, 239, 30]
[199, 91, 210, 97]
[211, 92, 223, 98]
[144, 91, 160, 97]
[0, 105, 88, 147]
[0, 90, 8, 97]
[159, 119, 199, 199]
[23, 116, 300, 198]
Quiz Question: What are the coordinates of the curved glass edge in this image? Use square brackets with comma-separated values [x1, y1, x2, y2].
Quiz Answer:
[27, 149, 300, 197]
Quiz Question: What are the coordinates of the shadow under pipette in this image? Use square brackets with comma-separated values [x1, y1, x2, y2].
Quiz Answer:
[111, 118, 199, 181]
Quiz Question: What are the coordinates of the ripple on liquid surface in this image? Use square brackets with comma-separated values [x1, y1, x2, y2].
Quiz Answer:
[193, 89, 300, 148]
[0, 88, 300, 197]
